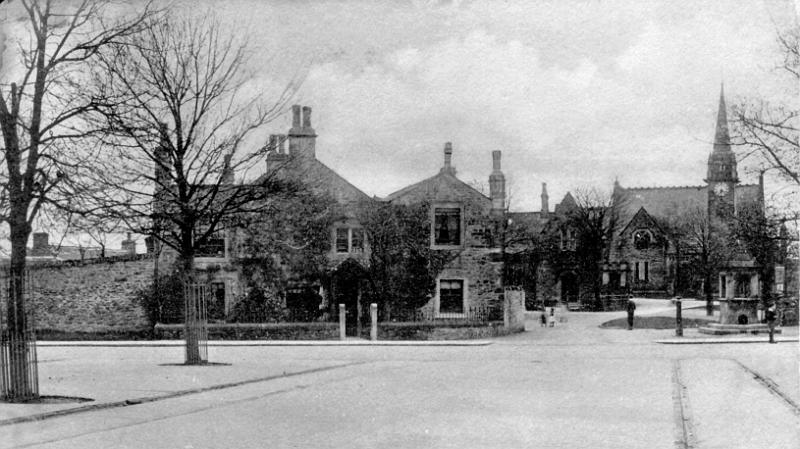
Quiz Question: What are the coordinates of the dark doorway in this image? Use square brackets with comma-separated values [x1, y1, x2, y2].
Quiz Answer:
[208, 282, 226, 321]
[560, 272, 579, 303]
[331, 259, 368, 337]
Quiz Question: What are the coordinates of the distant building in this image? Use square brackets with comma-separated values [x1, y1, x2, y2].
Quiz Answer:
[537, 86, 765, 305]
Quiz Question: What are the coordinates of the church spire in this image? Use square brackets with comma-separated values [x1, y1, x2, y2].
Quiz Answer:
[714, 83, 731, 147]
[706, 84, 738, 183]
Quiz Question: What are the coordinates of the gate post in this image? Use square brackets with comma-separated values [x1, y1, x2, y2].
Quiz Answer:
[338, 304, 346, 340]
[370, 303, 378, 341]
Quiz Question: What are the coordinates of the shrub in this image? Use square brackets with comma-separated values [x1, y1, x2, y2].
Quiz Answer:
[228, 286, 284, 323]
[134, 272, 185, 325]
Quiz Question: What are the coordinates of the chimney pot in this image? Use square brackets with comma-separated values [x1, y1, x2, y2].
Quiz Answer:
[444, 142, 452, 167]
[268, 134, 277, 151]
[291, 105, 301, 128]
[302, 106, 312, 128]
[492, 150, 502, 170]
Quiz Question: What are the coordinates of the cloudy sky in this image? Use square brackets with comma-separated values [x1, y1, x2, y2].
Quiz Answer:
[5, 0, 800, 217]
[188, 0, 798, 211]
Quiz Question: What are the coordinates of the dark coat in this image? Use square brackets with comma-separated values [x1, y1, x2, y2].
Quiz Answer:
[626, 300, 636, 314]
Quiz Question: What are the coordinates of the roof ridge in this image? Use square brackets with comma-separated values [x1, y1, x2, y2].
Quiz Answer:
[623, 184, 706, 190]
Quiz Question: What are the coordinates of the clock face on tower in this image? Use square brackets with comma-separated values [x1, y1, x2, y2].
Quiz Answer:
[713, 183, 729, 196]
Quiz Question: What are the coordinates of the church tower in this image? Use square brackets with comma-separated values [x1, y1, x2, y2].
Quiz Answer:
[706, 85, 738, 222]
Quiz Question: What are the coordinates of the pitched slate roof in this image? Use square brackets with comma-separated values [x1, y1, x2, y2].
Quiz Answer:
[299, 158, 372, 205]
[384, 170, 490, 208]
[617, 184, 761, 221]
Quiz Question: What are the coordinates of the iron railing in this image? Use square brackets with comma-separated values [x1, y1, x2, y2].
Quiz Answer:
[0, 273, 39, 402]
[184, 282, 209, 364]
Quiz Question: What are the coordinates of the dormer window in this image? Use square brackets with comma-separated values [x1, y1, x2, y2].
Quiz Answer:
[633, 230, 653, 250]
[433, 205, 462, 247]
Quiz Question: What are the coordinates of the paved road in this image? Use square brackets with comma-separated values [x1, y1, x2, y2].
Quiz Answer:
[2, 299, 798, 448]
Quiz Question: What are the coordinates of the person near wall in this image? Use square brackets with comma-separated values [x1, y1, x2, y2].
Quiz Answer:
[766, 304, 778, 344]
[548, 307, 555, 327]
[626, 296, 636, 330]
[540, 310, 547, 327]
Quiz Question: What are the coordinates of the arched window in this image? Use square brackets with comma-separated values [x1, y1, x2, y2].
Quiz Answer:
[633, 230, 652, 250]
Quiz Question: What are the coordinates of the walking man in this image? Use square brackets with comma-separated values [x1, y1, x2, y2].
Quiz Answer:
[766, 304, 778, 344]
[626, 296, 636, 330]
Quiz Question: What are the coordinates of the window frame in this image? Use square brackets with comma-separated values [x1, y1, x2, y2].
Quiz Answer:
[431, 203, 464, 249]
[435, 277, 468, 318]
[194, 228, 227, 259]
[333, 225, 366, 254]
[632, 229, 653, 250]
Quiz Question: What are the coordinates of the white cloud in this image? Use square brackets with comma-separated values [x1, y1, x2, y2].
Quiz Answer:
[179, 1, 798, 211]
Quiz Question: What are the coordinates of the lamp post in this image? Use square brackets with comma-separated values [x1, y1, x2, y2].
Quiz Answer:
[675, 296, 683, 337]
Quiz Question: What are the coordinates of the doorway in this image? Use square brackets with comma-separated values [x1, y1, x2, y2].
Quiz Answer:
[331, 259, 368, 337]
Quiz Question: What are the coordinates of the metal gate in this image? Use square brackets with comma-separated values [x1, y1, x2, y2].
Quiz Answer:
[0, 272, 39, 401]
[184, 282, 209, 364]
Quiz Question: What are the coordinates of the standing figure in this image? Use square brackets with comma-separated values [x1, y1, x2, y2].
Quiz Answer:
[626, 296, 636, 330]
[765, 304, 778, 344]
[549, 307, 555, 327]
[540, 310, 547, 327]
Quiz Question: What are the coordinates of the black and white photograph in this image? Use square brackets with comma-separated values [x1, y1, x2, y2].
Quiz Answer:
[0, 0, 798, 447]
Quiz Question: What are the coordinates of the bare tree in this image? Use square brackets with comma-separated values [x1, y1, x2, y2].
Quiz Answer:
[84, 12, 299, 364]
[565, 187, 626, 309]
[673, 206, 733, 316]
[731, 25, 799, 188]
[0, 0, 154, 401]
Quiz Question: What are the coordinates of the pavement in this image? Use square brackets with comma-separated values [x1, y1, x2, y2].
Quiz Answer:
[1, 298, 798, 448]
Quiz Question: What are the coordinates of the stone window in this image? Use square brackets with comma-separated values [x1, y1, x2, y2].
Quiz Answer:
[334, 227, 365, 253]
[438, 279, 464, 314]
[633, 229, 653, 250]
[634, 261, 649, 282]
[351, 228, 364, 251]
[335, 228, 349, 253]
[560, 228, 576, 251]
[433, 206, 462, 247]
[196, 230, 226, 258]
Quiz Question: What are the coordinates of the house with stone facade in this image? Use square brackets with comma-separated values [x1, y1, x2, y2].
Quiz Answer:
[383, 143, 508, 319]
[154, 102, 517, 327]
[152, 104, 376, 324]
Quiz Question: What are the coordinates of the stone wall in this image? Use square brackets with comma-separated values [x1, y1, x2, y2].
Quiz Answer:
[503, 288, 525, 331]
[26, 255, 153, 332]
[422, 248, 504, 315]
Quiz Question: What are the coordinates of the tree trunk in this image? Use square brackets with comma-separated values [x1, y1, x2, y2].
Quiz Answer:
[181, 254, 203, 365]
[3, 222, 36, 401]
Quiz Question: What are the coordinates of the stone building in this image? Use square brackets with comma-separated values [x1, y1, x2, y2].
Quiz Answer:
[384, 143, 507, 318]
[537, 86, 766, 305]
[153, 105, 375, 323]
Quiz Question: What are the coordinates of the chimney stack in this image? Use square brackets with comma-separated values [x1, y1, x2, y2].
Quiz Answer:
[278, 134, 286, 153]
[221, 154, 234, 184]
[291, 105, 301, 129]
[32, 232, 49, 256]
[288, 105, 316, 160]
[489, 150, 505, 215]
[541, 182, 549, 214]
[440, 142, 455, 175]
[268, 134, 278, 152]
[121, 232, 136, 255]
